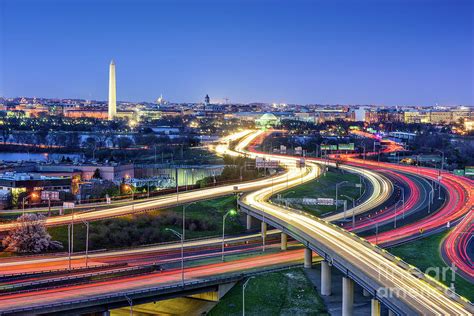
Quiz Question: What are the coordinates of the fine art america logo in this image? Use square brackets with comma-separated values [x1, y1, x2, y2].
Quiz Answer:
[377, 262, 458, 299]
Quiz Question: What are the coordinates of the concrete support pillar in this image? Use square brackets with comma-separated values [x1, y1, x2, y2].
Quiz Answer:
[321, 260, 331, 296]
[371, 299, 381, 316]
[246, 214, 253, 230]
[261, 221, 267, 238]
[304, 248, 312, 268]
[363, 289, 370, 297]
[342, 277, 354, 316]
[280, 232, 287, 250]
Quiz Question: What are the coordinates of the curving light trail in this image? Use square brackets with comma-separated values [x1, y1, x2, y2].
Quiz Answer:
[233, 131, 472, 315]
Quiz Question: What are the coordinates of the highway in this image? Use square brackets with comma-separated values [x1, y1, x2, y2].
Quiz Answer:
[342, 132, 474, 280]
[442, 209, 474, 282]
[245, 130, 435, 233]
[0, 230, 283, 275]
[233, 130, 394, 222]
[234, 131, 472, 314]
[0, 249, 306, 314]
[0, 129, 470, 314]
[0, 130, 388, 233]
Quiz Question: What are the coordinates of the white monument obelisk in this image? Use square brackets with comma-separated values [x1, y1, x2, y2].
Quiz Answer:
[108, 60, 117, 120]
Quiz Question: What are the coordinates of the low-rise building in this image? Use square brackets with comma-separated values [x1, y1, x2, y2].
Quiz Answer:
[404, 111, 430, 124]
[365, 108, 404, 124]
[0, 172, 72, 208]
[36, 163, 134, 181]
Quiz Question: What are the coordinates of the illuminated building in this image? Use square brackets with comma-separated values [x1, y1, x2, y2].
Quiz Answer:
[464, 119, 474, 132]
[429, 111, 454, 124]
[0, 172, 72, 207]
[108, 60, 117, 120]
[256, 113, 280, 128]
[64, 108, 108, 119]
[37, 163, 134, 181]
[365, 108, 404, 124]
[404, 111, 429, 124]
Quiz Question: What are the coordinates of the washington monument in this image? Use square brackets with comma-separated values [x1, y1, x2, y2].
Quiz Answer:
[108, 60, 116, 120]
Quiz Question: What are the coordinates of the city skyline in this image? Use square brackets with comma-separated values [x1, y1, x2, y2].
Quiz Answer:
[1, 0, 473, 106]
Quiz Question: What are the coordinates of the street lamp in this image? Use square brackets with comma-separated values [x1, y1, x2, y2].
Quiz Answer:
[22, 193, 38, 215]
[428, 190, 434, 213]
[165, 228, 184, 286]
[320, 140, 330, 166]
[435, 149, 445, 173]
[393, 184, 405, 219]
[281, 190, 295, 207]
[341, 194, 355, 209]
[335, 181, 348, 210]
[393, 200, 403, 228]
[341, 195, 355, 228]
[182, 202, 197, 242]
[222, 209, 238, 261]
[67, 212, 75, 270]
[242, 276, 255, 316]
[124, 294, 133, 316]
[80, 219, 90, 268]
[366, 216, 378, 244]
[434, 149, 444, 200]
[124, 184, 134, 200]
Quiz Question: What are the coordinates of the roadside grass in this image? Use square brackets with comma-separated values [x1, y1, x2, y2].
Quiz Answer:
[273, 168, 364, 217]
[48, 195, 245, 252]
[209, 268, 329, 316]
[388, 231, 473, 302]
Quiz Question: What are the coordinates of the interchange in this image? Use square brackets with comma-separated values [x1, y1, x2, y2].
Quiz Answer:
[253, 129, 472, 281]
[0, 129, 471, 315]
[234, 130, 472, 314]
[337, 134, 474, 281]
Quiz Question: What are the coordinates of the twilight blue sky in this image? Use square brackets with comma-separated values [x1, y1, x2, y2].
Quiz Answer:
[0, 0, 472, 105]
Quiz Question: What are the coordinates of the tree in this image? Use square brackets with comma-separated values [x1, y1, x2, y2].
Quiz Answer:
[2, 214, 63, 253]
[92, 168, 102, 179]
[117, 137, 134, 149]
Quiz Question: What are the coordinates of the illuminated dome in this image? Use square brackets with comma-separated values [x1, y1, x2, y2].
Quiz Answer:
[256, 113, 280, 127]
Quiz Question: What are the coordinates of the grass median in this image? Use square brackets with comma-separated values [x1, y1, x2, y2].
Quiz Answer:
[388, 231, 473, 302]
[209, 268, 329, 316]
[48, 195, 245, 252]
[273, 167, 364, 217]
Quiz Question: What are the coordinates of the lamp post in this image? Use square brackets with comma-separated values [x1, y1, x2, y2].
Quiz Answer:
[341, 195, 355, 228]
[435, 149, 445, 173]
[282, 190, 295, 207]
[47, 192, 52, 217]
[435, 149, 444, 200]
[428, 190, 433, 214]
[242, 276, 255, 316]
[80, 219, 89, 267]
[394, 200, 403, 228]
[124, 294, 133, 316]
[67, 212, 75, 270]
[320, 140, 329, 166]
[222, 209, 237, 261]
[335, 181, 348, 211]
[366, 216, 378, 244]
[22, 193, 38, 215]
[182, 202, 197, 242]
[393, 184, 405, 219]
[271, 176, 274, 195]
[165, 228, 184, 286]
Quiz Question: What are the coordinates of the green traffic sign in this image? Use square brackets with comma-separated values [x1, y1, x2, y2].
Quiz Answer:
[454, 169, 465, 176]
